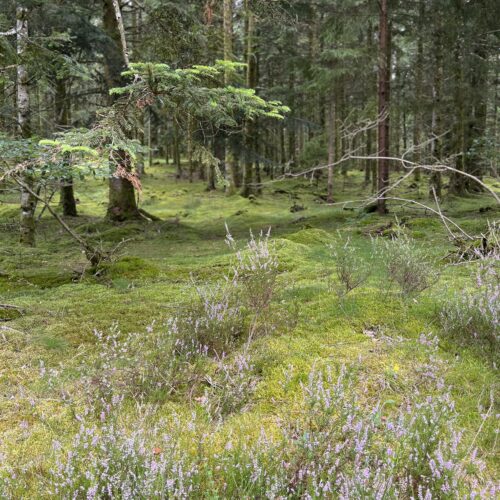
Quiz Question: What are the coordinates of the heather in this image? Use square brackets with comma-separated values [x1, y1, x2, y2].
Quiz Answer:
[0, 168, 499, 498]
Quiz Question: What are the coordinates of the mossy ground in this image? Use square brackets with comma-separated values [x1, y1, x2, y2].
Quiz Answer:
[0, 163, 498, 495]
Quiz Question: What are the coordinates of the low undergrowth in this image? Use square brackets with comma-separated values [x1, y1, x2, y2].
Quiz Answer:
[1, 335, 497, 498]
[0, 172, 498, 498]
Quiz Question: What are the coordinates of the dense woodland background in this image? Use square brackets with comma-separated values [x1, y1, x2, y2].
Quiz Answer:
[0, 1, 499, 498]
[0, 0, 498, 237]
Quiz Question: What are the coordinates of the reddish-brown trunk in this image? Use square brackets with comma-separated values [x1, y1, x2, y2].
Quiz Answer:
[377, 0, 390, 215]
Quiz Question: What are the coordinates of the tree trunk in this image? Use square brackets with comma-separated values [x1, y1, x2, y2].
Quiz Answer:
[187, 116, 194, 182]
[365, 126, 372, 185]
[103, 0, 141, 221]
[327, 97, 335, 203]
[429, 20, 443, 198]
[17, 6, 36, 246]
[287, 73, 296, 169]
[377, 0, 390, 215]
[241, 0, 257, 198]
[413, 0, 424, 182]
[55, 78, 78, 217]
[223, 0, 238, 193]
[107, 150, 139, 221]
[173, 120, 181, 179]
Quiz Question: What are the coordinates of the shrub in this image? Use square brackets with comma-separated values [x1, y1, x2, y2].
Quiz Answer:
[38, 361, 498, 499]
[227, 227, 283, 340]
[440, 248, 499, 351]
[200, 353, 259, 420]
[375, 226, 439, 297]
[328, 235, 371, 296]
[229, 227, 279, 316]
[88, 230, 284, 402]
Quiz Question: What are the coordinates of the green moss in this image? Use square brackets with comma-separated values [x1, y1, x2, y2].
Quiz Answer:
[0, 164, 498, 490]
[284, 228, 333, 246]
[14, 268, 74, 289]
[101, 256, 159, 280]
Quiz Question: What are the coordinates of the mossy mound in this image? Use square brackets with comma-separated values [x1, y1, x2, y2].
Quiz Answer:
[77, 221, 145, 243]
[274, 238, 310, 270]
[14, 268, 74, 289]
[284, 228, 333, 246]
[101, 256, 159, 280]
[99, 224, 145, 243]
[408, 217, 441, 230]
[0, 304, 23, 321]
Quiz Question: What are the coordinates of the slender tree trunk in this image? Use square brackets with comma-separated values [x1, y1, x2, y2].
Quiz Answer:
[365, 23, 374, 188]
[241, 0, 257, 198]
[287, 74, 296, 169]
[365, 126, 372, 185]
[173, 120, 181, 179]
[187, 116, 194, 182]
[429, 21, 443, 198]
[450, 35, 466, 195]
[17, 6, 36, 246]
[280, 125, 286, 175]
[377, 0, 390, 214]
[327, 97, 335, 203]
[413, 0, 424, 182]
[164, 119, 170, 165]
[146, 108, 152, 172]
[223, 0, 238, 193]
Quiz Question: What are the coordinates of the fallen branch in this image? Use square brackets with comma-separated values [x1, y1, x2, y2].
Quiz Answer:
[12, 175, 105, 267]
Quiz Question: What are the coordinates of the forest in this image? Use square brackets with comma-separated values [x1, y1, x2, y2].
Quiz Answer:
[0, 0, 499, 497]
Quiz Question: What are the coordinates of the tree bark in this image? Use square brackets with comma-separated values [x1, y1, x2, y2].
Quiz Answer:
[17, 5, 36, 246]
[241, 0, 257, 198]
[55, 78, 78, 217]
[413, 0, 424, 182]
[103, 0, 141, 221]
[223, 0, 239, 193]
[377, 0, 390, 215]
[327, 97, 335, 203]
[429, 19, 443, 198]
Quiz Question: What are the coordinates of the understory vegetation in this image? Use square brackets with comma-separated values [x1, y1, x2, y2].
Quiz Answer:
[0, 167, 498, 498]
[0, 0, 499, 496]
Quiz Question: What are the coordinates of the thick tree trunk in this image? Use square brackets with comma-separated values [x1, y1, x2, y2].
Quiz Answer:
[60, 177, 78, 217]
[377, 0, 390, 215]
[17, 6, 36, 246]
[55, 78, 78, 217]
[106, 151, 139, 221]
[103, 0, 140, 220]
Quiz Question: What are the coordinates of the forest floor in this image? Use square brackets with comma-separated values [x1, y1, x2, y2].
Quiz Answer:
[0, 163, 498, 496]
